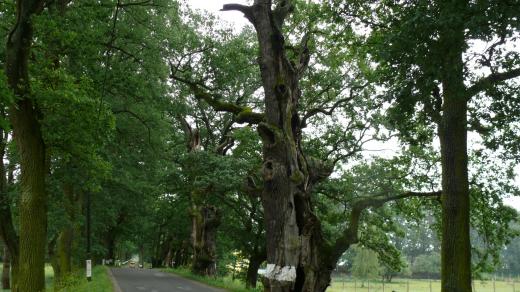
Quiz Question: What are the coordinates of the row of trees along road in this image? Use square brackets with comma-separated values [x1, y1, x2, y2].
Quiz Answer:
[0, 0, 519, 292]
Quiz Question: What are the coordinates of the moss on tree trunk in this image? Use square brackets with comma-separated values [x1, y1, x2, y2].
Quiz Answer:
[5, 0, 47, 290]
[190, 204, 220, 276]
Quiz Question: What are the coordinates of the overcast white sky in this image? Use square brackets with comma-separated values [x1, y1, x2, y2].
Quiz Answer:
[185, 0, 520, 211]
[186, 0, 250, 28]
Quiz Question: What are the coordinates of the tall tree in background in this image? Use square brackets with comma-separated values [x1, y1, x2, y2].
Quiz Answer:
[351, 246, 380, 286]
[0, 118, 17, 290]
[333, 0, 520, 290]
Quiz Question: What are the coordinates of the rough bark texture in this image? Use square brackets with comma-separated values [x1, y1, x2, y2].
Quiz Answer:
[5, 0, 47, 290]
[438, 1, 472, 291]
[221, 1, 374, 291]
[219, 2, 443, 291]
[178, 118, 222, 276]
[221, 2, 333, 291]
[190, 204, 221, 276]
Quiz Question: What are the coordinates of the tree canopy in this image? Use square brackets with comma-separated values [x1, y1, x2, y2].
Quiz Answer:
[0, 0, 519, 292]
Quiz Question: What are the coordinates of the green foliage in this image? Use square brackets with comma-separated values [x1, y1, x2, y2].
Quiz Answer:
[351, 246, 380, 280]
[412, 252, 441, 277]
[2, 0, 519, 288]
[50, 266, 113, 292]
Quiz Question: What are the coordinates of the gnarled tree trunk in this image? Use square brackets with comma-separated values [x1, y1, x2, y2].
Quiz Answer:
[220, 2, 443, 291]
[177, 118, 223, 276]
[190, 204, 221, 275]
[222, 1, 333, 290]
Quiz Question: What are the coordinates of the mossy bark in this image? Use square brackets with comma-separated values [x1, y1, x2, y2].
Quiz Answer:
[220, 2, 335, 291]
[221, 2, 441, 291]
[190, 204, 221, 276]
[51, 184, 78, 288]
[5, 0, 47, 290]
[11, 102, 47, 292]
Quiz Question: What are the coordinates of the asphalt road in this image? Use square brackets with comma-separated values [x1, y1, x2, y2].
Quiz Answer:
[110, 268, 225, 292]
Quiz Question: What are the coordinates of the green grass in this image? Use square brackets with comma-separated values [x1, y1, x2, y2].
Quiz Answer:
[0, 265, 113, 292]
[328, 277, 520, 292]
[163, 267, 263, 292]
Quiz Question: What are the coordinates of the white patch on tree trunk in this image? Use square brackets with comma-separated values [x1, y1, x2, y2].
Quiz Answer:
[265, 264, 297, 282]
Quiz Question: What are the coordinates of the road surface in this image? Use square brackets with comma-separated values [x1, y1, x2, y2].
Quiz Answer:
[110, 268, 225, 292]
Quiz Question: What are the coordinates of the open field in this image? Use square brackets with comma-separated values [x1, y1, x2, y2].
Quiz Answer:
[328, 278, 520, 292]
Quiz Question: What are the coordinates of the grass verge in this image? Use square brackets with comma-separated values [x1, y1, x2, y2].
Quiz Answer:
[163, 267, 263, 292]
[0, 265, 112, 292]
[50, 265, 113, 292]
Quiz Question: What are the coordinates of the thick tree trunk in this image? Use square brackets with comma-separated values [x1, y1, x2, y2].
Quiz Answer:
[2, 246, 10, 290]
[438, 1, 472, 291]
[439, 86, 471, 292]
[221, 2, 440, 291]
[238, 2, 332, 291]
[164, 248, 173, 268]
[5, 0, 47, 291]
[190, 204, 221, 276]
[221, 2, 334, 291]
[12, 113, 47, 292]
[54, 228, 73, 282]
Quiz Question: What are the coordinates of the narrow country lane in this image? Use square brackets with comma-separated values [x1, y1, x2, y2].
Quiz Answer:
[110, 268, 225, 292]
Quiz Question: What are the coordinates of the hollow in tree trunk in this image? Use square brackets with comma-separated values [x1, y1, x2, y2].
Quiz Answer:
[218, 2, 444, 291]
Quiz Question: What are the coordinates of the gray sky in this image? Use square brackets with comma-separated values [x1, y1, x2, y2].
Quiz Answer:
[185, 0, 520, 211]
[187, 0, 250, 28]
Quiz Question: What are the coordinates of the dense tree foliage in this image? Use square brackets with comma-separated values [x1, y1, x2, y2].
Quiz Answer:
[0, 0, 519, 292]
